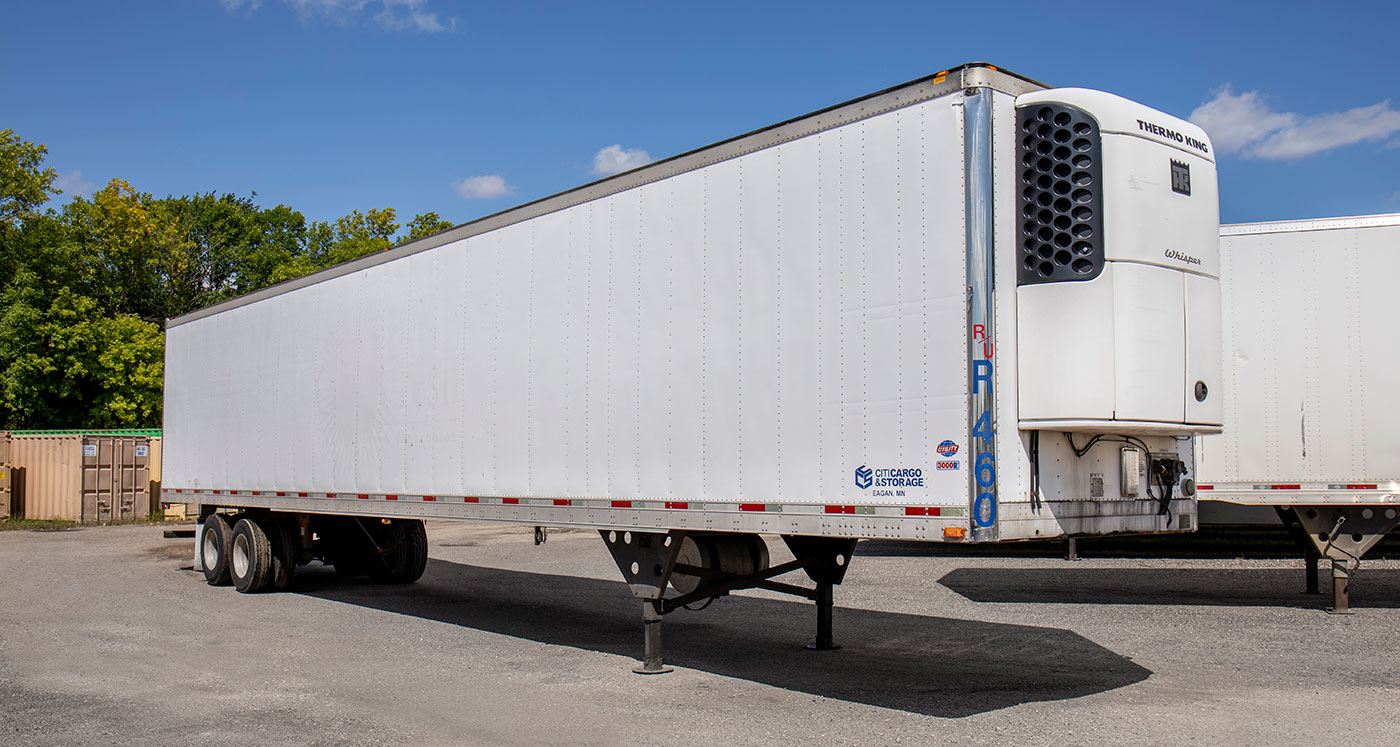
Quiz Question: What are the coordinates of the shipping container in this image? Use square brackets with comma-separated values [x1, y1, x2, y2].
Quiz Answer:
[1198, 213, 1400, 611]
[7, 433, 155, 522]
[165, 63, 1222, 670]
[1, 431, 10, 518]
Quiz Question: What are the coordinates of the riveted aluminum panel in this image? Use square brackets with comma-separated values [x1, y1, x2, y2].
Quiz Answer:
[1198, 216, 1400, 504]
[164, 92, 973, 512]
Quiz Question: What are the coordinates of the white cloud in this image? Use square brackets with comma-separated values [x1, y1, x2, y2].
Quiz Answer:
[1190, 86, 1400, 160]
[455, 175, 513, 200]
[592, 144, 652, 176]
[218, 0, 262, 12]
[53, 170, 95, 197]
[223, 0, 455, 32]
[373, 0, 453, 32]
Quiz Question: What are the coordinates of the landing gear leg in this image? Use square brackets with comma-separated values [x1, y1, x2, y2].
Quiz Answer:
[1329, 559, 1353, 616]
[598, 530, 685, 675]
[1291, 505, 1400, 614]
[636, 599, 671, 674]
[782, 536, 857, 652]
[1276, 506, 1321, 595]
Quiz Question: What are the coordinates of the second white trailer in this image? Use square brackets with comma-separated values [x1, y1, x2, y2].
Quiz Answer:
[1199, 213, 1400, 611]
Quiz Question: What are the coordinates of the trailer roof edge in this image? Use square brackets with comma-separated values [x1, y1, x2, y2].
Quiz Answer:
[167, 63, 1047, 329]
[1221, 213, 1400, 236]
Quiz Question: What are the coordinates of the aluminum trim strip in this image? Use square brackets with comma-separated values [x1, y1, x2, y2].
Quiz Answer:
[964, 87, 1000, 541]
[1220, 213, 1400, 236]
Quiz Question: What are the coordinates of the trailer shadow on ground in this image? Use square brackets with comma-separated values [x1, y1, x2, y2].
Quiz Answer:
[295, 560, 1149, 718]
[937, 567, 1400, 609]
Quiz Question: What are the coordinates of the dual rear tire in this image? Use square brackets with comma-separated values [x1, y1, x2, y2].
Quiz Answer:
[202, 514, 300, 593]
[201, 514, 428, 591]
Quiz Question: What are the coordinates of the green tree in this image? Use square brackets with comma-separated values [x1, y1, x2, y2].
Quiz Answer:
[405, 211, 453, 241]
[0, 128, 59, 229]
[1, 129, 63, 302]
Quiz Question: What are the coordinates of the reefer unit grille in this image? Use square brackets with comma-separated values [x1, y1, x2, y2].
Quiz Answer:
[1016, 103, 1104, 284]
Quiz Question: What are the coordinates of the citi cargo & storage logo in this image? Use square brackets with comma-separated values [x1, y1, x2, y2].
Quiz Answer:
[854, 466, 925, 492]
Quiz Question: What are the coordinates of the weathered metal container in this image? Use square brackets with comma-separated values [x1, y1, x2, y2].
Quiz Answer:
[9, 433, 154, 522]
[1, 431, 11, 518]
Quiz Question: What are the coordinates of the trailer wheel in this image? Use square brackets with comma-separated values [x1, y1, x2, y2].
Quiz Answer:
[372, 519, 429, 584]
[267, 518, 299, 592]
[230, 517, 274, 593]
[201, 514, 234, 586]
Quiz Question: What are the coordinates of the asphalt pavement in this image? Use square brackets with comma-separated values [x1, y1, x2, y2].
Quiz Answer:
[2, 521, 1398, 745]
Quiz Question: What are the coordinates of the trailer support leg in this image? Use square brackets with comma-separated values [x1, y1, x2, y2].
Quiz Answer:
[1305, 546, 1320, 596]
[782, 535, 857, 652]
[809, 581, 838, 651]
[598, 530, 687, 674]
[1291, 505, 1400, 613]
[1066, 537, 1080, 562]
[1328, 560, 1353, 616]
[1276, 506, 1321, 594]
[635, 599, 672, 674]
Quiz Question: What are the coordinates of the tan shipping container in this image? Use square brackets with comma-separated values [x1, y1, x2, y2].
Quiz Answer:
[9, 434, 155, 522]
[1, 431, 10, 518]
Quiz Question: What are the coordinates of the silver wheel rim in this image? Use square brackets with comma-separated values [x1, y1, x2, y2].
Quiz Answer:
[203, 531, 220, 571]
[232, 533, 250, 578]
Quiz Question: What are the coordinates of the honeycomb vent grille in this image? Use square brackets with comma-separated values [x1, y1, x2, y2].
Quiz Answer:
[1016, 103, 1105, 285]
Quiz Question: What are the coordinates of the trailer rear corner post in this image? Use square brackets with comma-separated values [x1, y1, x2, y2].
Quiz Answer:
[601, 531, 858, 674]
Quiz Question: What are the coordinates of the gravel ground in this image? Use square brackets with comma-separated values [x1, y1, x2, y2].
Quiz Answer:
[2, 521, 1399, 745]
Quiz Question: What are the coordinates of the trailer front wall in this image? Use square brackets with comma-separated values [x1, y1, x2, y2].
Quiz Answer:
[1198, 216, 1400, 502]
[165, 94, 972, 511]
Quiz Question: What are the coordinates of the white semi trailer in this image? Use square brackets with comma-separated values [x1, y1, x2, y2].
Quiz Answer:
[164, 63, 1222, 671]
[1199, 214, 1400, 612]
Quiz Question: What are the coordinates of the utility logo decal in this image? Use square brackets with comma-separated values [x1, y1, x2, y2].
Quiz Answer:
[937, 440, 959, 457]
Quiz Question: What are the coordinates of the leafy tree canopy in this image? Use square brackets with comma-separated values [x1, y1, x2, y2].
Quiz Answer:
[0, 129, 461, 428]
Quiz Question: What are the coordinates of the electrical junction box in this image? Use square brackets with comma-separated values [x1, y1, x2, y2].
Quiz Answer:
[1015, 89, 1222, 435]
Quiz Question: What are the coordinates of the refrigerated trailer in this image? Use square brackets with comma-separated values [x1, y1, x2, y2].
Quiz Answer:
[165, 63, 1222, 671]
[1198, 214, 1400, 612]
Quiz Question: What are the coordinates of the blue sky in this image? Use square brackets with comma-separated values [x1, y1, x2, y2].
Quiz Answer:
[3, 1, 1397, 227]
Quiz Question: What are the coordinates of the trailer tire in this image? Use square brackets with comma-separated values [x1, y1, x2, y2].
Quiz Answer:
[267, 518, 299, 592]
[201, 514, 234, 586]
[230, 517, 274, 593]
[373, 519, 428, 584]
